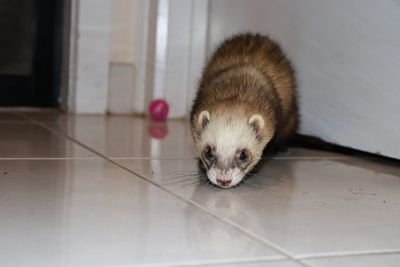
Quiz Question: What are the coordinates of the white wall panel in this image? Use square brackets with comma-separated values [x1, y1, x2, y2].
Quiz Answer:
[207, 0, 400, 159]
[69, 0, 112, 113]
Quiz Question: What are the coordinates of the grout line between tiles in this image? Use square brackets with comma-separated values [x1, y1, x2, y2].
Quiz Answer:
[18, 114, 311, 267]
[11, 112, 372, 162]
[296, 248, 400, 260]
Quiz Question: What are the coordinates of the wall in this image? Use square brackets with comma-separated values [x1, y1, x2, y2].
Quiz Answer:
[107, 0, 196, 117]
[108, 0, 139, 114]
[68, 0, 208, 117]
[67, 0, 141, 114]
[68, 0, 111, 113]
[207, 0, 400, 159]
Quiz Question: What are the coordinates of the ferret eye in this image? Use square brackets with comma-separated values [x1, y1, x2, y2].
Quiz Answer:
[206, 148, 214, 160]
[239, 150, 248, 161]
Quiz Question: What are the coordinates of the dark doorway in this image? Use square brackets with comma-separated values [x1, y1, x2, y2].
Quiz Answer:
[0, 0, 64, 107]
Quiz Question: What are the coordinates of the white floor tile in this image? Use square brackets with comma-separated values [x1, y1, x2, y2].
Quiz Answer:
[304, 253, 400, 267]
[0, 111, 25, 122]
[117, 157, 400, 257]
[4, 112, 400, 265]
[0, 122, 96, 158]
[0, 159, 282, 266]
[18, 112, 356, 160]
[47, 116, 196, 159]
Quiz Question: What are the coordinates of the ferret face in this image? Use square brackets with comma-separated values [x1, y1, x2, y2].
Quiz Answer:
[194, 110, 271, 188]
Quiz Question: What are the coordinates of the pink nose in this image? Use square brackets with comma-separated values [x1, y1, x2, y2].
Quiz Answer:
[216, 179, 231, 187]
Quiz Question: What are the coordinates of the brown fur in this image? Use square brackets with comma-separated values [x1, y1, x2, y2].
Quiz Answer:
[191, 33, 299, 152]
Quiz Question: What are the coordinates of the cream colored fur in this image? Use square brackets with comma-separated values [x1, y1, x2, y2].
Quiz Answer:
[207, 168, 244, 188]
[196, 110, 273, 188]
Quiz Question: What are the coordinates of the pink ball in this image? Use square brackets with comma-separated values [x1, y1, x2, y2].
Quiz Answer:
[148, 99, 169, 121]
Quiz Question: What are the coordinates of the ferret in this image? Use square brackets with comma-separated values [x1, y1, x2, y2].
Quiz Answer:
[190, 33, 299, 188]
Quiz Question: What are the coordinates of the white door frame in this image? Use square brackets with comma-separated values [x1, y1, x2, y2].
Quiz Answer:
[65, 0, 209, 118]
[133, 0, 209, 118]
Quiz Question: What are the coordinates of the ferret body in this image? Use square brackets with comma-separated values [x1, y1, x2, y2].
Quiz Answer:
[190, 33, 299, 188]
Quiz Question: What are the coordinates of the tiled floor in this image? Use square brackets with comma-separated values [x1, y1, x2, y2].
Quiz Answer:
[0, 110, 399, 267]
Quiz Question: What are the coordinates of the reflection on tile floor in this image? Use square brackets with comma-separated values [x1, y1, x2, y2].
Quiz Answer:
[0, 110, 399, 267]
[0, 122, 97, 158]
[117, 158, 400, 257]
[304, 253, 400, 267]
[0, 160, 281, 266]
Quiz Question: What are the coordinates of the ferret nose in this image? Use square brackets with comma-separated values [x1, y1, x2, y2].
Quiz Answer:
[216, 179, 231, 187]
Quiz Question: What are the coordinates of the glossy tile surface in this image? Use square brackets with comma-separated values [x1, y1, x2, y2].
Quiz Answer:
[48, 115, 196, 159]
[2, 111, 400, 267]
[17, 110, 356, 160]
[0, 122, 97, 158]
[0, 159, 282, 266]
[304, 253, 400, 267]
[0, 111, 25, 122]
[118, 156, 400, 257]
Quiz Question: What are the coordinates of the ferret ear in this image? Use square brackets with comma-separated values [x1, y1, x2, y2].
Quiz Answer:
[198, 110, 210, 130]
[248, 114, 265, 139]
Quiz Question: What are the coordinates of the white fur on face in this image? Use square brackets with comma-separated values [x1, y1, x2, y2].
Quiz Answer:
[199, 116, 259, 160]
[197, 113, 268, 188]
[207, 168, 218, 184]
[207, 167, 244, 188]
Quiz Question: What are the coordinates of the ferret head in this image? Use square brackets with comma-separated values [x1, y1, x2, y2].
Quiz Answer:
[193, 109, 274, 188]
